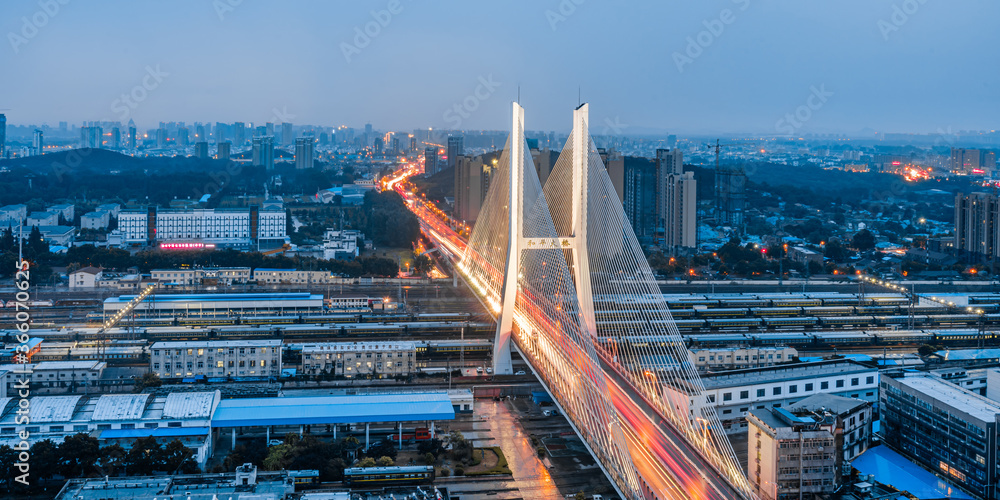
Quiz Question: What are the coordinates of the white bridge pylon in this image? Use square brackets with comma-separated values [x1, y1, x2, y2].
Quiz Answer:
[459, 102, 645, 500]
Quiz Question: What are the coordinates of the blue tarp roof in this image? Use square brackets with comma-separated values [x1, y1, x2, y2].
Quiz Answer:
[211, 393, 456, 428]
[100, 426, 211, 439]
[852, 446, 973, 499]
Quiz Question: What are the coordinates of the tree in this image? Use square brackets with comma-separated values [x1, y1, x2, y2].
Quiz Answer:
[575, 493, 586, 500]
[852, 229, 876, 252]
[133, 372, 162, 393]
[59, 433, 101, 478]
[823, 240, 850, 262]
[0, 445, 23, 492]
[917, 344, 937, 357]
[424, 452, 435, 465]
[25, 225, 48, 259]
[29, 440, 60, 485]
[376, 456, 394, 467]
[262, 443, 294, 471]
[97, 444, 127, 477]
[125, 436, 162, 475]
[357, 457, 376, 468]
[446, 430, 472, 462]
[161, 439, 199, 474]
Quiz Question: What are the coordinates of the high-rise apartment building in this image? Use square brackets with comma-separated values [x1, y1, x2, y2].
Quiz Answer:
[32, 129, 43, 156]
[111, 127, 121, 149]
[424, 147, 438, 175]
[656, 149, 696, 250]
[155, 128, 168, 148]
[716, 165, 746, 232]
[177, 127, 190, 147]
[447, 135, 464, 171]
[0, 114, 6, 157]
[278, 122, 292, 146]
[252, 136, 274, 170]
[294, 137, 314, 170]
[951, 148, 997, 174]
[217, 141, 231, 161]
[955, 192, 1000, 262]
[196, 124, 206, 142]
[127, 120, 137, 149]
[747, 407, 839, 499]
[454, 152, 498, 224]
[606, 154, 659, 243]
[233, 122, 246, 146]
[194, 142, 209, 159]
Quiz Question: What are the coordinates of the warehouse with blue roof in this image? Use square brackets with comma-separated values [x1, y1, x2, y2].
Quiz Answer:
[211, 391, 458, 450]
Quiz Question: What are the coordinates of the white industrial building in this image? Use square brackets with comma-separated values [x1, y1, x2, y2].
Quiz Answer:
[0, 391, 220, 467]
[118, 206, 286, 249]
[150, 340, 282, 380]
[295, 341, 417, 378]
[682, 359, 879, 435]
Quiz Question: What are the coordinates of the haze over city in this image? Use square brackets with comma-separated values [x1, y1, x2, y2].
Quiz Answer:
[3, 0, 999, 134]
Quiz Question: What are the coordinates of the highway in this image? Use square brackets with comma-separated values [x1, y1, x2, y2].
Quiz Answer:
[389, 171, 748, 500]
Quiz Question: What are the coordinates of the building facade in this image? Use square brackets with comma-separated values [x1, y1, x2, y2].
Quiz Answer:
[69, 267, 104, 288]
[689, 346, 797, 372]
[81, 211, 111, 229]
[955, 192, 1000, 262]
[149, 267, 252, 286]
[693, 359, 879, 435]
[656, 149, 697, 250]
[252, 136, 274, 169]
[294, 137, 314, 169]
[118, 206, 286, 249]
[150, 340, 282, 379]
[748, 407, 838, 500]
[881, 371, 1000, 499]
[295, 341, 417, 378]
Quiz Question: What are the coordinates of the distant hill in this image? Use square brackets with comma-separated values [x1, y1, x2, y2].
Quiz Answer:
[0, 148, 232, 175]
[411, 166, 455, 205]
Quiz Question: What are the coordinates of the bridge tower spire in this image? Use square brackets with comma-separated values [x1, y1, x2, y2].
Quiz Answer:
[570, 103, 597, 338]
[491, 102, 526, 376]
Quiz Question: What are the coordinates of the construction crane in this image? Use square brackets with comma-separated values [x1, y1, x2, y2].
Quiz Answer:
[710, 139, 755, 234]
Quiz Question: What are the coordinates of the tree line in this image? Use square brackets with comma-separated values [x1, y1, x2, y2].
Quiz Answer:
[0, 434, 198, 493]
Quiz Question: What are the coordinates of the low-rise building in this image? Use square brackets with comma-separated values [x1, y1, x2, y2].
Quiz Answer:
[295, 341, 416, 378]
[790, 394, 873, 474]
[95, 203, 121, 217]
[105, 292, 323, 317]
[881, 371, 1000, 499]
[323, 229, 363, 260]
[18, 225, 75, 246]
[1, 391, 220, 468]
[150, 267, 252, 286]
[80, 210, 111, 229]
[748, 407, 838, 500]
[254, 268, 333, 285]
[150, 340, 282, 380]
[691, 359, 879, 434]
[27, 210, 59, 226]
[0, 360, 106, 394]
[689, 346, 797, 372]
[69, 266, 103, 288]
[55, 464, 293, 500]
[48, 204, 75, 221]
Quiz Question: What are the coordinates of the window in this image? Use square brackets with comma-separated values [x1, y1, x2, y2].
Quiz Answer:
[789, 385, 798, 394]
[757, 389, 765, 398]
[773, 387, 781, 395]
[836, 379, 844, 388]
[821, 381, 829, 390]
[851, 378, 859, 386]
[805, 383, 813, 391]
[740, 390, 749, 399]
[723, 393, 732, 401]
[866, 376, 874, 384]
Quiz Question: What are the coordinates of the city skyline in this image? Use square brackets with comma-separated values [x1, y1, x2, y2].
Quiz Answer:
[2, 1, 998, 135]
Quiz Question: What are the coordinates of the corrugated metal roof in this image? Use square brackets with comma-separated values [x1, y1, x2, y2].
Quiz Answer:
[92, 394, 150, 421]
[29, 396, 83, 422]
[211, 393, 455, 427]
[163, 392, 217, 419]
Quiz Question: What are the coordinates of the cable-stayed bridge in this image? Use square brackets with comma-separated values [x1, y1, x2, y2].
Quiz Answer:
[407, 103, 757, 500]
